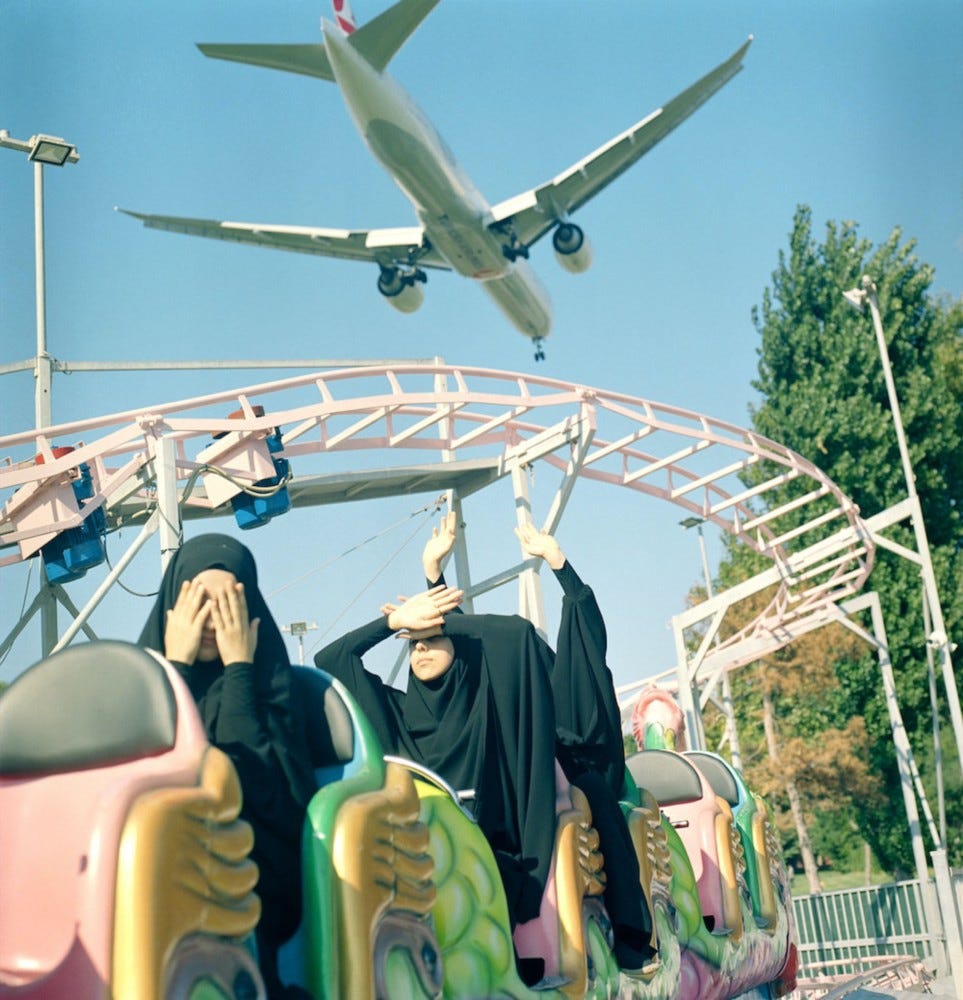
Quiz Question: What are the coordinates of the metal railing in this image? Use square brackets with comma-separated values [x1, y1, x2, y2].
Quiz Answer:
[792, 874, 963, 978]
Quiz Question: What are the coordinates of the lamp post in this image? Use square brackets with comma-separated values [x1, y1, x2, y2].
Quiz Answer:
[680, 515, 742, 767]
[0, 130, 80, 429]
[283, 620, 318, 665]
[842, 275, 963, 778]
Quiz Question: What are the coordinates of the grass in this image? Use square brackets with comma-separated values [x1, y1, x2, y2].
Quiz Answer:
[790, 867, 894, 897]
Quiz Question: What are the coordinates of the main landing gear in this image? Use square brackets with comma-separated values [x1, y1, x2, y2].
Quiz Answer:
[533, 338, 546, 362]
[502, 237, 529, 262]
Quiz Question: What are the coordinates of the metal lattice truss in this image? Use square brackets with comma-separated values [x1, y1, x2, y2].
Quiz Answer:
[0, 363, 875, 666]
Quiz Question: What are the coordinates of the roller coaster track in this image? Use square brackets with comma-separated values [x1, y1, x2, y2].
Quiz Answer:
[0, 363, 875, 668]
[794, 954, 935, 997]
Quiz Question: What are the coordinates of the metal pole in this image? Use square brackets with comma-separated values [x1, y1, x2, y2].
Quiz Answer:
[672, 613, 706, 750]
[33, 160, 52, 429]
[154, 436, 182, 571]
[694, 522, 743, 768]
[861, 277, 963, 780]
[865, 595, 948, 975]
[931, 847, 963, 997]
[923, 589, 948, 849]
[510, 463, 546, 633]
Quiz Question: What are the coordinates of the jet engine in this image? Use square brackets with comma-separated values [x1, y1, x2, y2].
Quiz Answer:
[552, 223, 593, 274]
[377, 267, 426, 314]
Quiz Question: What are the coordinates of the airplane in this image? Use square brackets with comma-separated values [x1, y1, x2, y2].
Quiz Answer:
[120, 1, 752, 360]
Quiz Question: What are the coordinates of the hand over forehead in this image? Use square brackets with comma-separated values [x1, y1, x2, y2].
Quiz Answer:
[401, 625, 444, 642]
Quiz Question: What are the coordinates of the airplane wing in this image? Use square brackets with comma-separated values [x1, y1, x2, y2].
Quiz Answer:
[116, 209, 450, 269]
[489, 36, 753, 247]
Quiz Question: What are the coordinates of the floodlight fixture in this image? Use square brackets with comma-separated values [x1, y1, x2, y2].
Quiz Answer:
[28, 135, 77, 166]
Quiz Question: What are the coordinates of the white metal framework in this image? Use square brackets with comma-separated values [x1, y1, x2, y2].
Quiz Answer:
[1, 363, 873, 660]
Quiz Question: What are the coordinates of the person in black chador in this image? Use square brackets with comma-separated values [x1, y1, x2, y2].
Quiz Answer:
[514, 520, 656, 973]
[313, 572, 558, 979]
[420, 512, 656, 974]
[138, 533, 317, 1000]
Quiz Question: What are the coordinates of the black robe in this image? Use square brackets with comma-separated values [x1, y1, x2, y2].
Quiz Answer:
[138, 534, 316, 997]
[314, 611, 557, 926]
[551, 561, 654, 968]
[551, 561, 626, 796]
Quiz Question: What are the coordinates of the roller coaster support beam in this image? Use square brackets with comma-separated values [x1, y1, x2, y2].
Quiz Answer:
[154, 435, 182, 571]
[831, 591, 959, 985]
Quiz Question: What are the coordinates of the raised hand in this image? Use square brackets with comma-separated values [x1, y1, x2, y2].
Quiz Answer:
[386, 584, 463, 633]
[164, 578, 211, 665]
[423, 510, 457, 582]
[514, 520, 566, 571]
[209, 582, 260, 665]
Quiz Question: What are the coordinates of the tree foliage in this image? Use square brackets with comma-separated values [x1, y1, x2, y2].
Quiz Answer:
[716, 206, 963, 872]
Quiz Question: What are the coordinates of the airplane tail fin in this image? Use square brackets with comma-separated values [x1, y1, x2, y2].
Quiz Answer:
[331, 0, 357, 35]
[346, 0, 440, 74]
[198, 0, 440, 80]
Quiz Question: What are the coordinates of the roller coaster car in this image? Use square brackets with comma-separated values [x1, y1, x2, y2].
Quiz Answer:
[281, 667, 441, 999]
[292, 668, 620, 998]
[1, 643, 795, 1000]
[683, 752, 781, 933]
[0, 641, 264, 1000]
[626, 750, 798, 1000]
[628, 750, 744, 941]
[294, 667, 691, 999]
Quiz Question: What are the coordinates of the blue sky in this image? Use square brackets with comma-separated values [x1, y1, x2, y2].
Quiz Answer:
[2, 1, 961, 692]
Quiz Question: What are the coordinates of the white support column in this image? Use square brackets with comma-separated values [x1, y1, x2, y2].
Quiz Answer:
[510, 463, 546, 633]
[542, 413, 594, 536]
[154, 435, 182, 571]
[720, 674, 742, 768]
[858, 594, 947, 975]
[33, 160, 52, 430]
[39, 578, 58, 657]
[672, 611, 706, 750]
[931, 848, 963, 996]
[448, 491, 475, 613]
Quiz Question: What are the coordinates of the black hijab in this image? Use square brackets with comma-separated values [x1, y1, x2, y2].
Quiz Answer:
[137, 533, 316, 810]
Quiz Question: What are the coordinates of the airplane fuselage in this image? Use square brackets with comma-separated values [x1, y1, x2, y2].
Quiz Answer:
[321, 24, 551, 338]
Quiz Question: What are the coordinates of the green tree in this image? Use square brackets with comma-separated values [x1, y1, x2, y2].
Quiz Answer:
[725, 206, 962, 872]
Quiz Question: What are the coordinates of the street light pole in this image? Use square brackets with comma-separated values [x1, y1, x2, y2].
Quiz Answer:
[843, 275, 963, 778]
[0, 130, 80, 429]
[33, 157, 52, 429]
[283, 621, 318, 665]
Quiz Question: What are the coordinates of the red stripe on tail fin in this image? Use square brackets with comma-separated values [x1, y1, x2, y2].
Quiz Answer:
[332, 0, 357, 34]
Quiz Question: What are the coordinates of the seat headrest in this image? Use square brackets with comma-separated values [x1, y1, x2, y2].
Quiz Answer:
[0, 640, 177, 777]
[685, 751, 741, 806]
[291, 666, 354, 765]
[626, 749, 705, 806]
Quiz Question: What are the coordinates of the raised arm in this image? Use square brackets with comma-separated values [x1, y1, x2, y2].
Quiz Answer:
[423, 510, 457, 586]
[514, 520, 566, 571]
[517, 521, 623, 791]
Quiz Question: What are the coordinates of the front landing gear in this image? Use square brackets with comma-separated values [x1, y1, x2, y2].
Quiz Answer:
[533, 338, 546, 362]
